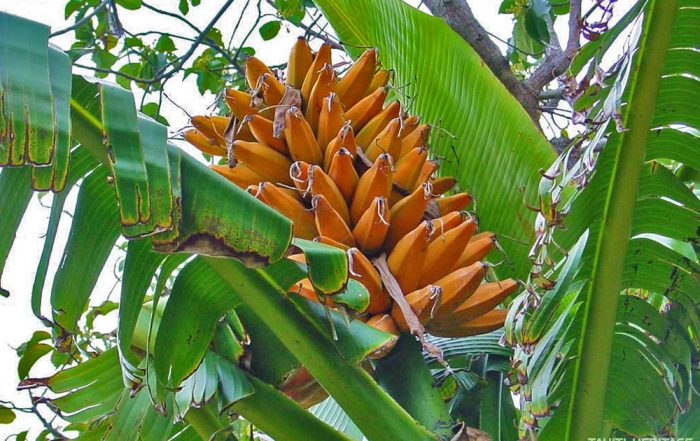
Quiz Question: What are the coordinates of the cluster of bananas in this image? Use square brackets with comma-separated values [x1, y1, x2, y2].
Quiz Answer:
[185, 38, 515, 348]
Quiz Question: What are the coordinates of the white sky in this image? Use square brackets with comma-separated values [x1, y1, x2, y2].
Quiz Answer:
[0, 1, 634, 438]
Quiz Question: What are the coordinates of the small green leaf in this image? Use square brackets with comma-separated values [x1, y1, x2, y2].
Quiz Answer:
[205, 28, 224, 47]
[155, 34, 176, 52]
[259, 21, 282, 41]
[0, 406, 15, 424]
[117, 62, 141, 89]
[524, 8, 550, 43]
[65, 0, 84, 18]
[124, 36, 143, 48]
[141, 102, 169, 125]
[115, 0, 142, 10]
[178, 0, 189, 14]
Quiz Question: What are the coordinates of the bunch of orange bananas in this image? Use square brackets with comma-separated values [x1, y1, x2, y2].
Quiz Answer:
[185, 38, 515, 349]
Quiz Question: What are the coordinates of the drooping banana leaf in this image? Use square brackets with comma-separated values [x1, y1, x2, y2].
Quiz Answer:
[0, 166, 33, 298]
[315, 0, 556, 279]
[0, 13, 54, 166]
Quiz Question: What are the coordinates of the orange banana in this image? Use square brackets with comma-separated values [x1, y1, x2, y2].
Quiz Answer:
[245, 56, 275, 90]
[243, 114, 287, 154]
[428, 309, 508, 338]
[308, 164, 351, 225]
[232, 140, 293, 185]
[398, 115, 420, 138]
[324, 122, 356, 170]
[254, 182, 317, 239]
[290, 160, 311, 196]
[366, 314, 399, 335]
[347, 248, 390, 314]
[345, 87, 389, 131]
[387, 220, 434, 294]
[301, 43, 332, 104]
[284, 107, 323, 165]
[450, 279, 518, 321]
[432, 262, 488, 316]
[364, 117, 402, 162]
[399, 124, 431, 159]
[287, 37, 313, 89]
[246, 57, 285, 105]
[415, 159, 438, 189]
[352, 196, 390, 256]
[453, 232, 496, 269]
[354, 101, 401, 149]
[327, 147, 359, 203]
[316, 235, 350, 251]
[436, 192, 472, 215]
[185, 129, 226, 156]
[224, 89, 257, 120]
[391, 285, 441, 331]
[430, 176, 457, 195]
[210, 163, 262, 188]
[336, 48, 377, 108]
[350, 153, 393, 224]
[418, 219, 477, 286]
[191, 116, 226, 147]
[429, 211, 465, 239]
[385, 184, 432, 249]
[317, 93, 345, 151]
[312, 194, 355, 247]
[393, 146, 429, 194]
[305, 64, 337, 134]
[368, 69, 391, 93]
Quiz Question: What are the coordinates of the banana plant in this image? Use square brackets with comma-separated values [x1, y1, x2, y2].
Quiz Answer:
[504, 0, 700, 439]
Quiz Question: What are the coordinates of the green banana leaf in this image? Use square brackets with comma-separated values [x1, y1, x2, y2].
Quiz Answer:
[315, 0, 556, 279]
[0, 166, 33, 298]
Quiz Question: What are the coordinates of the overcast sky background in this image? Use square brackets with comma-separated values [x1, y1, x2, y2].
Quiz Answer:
[0, 1, 634, 438]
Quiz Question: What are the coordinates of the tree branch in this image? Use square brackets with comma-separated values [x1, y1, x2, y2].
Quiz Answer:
[524, 0, 582, 92]
[422, 0, 540, 122]
[49, 0, 111, 38]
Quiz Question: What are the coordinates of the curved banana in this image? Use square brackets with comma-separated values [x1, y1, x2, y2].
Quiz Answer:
[284, 107, 323, 165]
[337, 48, 377, 108]
[350, 153, 393, 224]
[436, 192, 472, 215]
[327, 147, 359, 203]
[387, 220, 434, 294]
[347, 248, 390, 314]
[312, 194, 355, 247]
[243, 113, 287, 154]
[453, 232, 496, 270]
[391, 285, 441, 331]
[345, 87, 389, 131]
[355, 101, 401, 149]
[301, 43, 332, 105]
[232, 140, 293, 185]
[385, 183, 432, 249]
[308, 164, 351, 225]
[352, 196, 390, 256]
[364, 117, 402, 162]
[324, 122, 357, 170]
[317, 93, 345, 151]
[305, 64, 337, 134]
[418, 219, 477, 286]
[288, 37, 313, 89]
[254, 182, 317, 239]
[211, 163, 262, 188]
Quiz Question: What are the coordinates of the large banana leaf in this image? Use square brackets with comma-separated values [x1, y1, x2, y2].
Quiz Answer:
[507, 0, 700, 439]
[315, 0, 556, 279]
